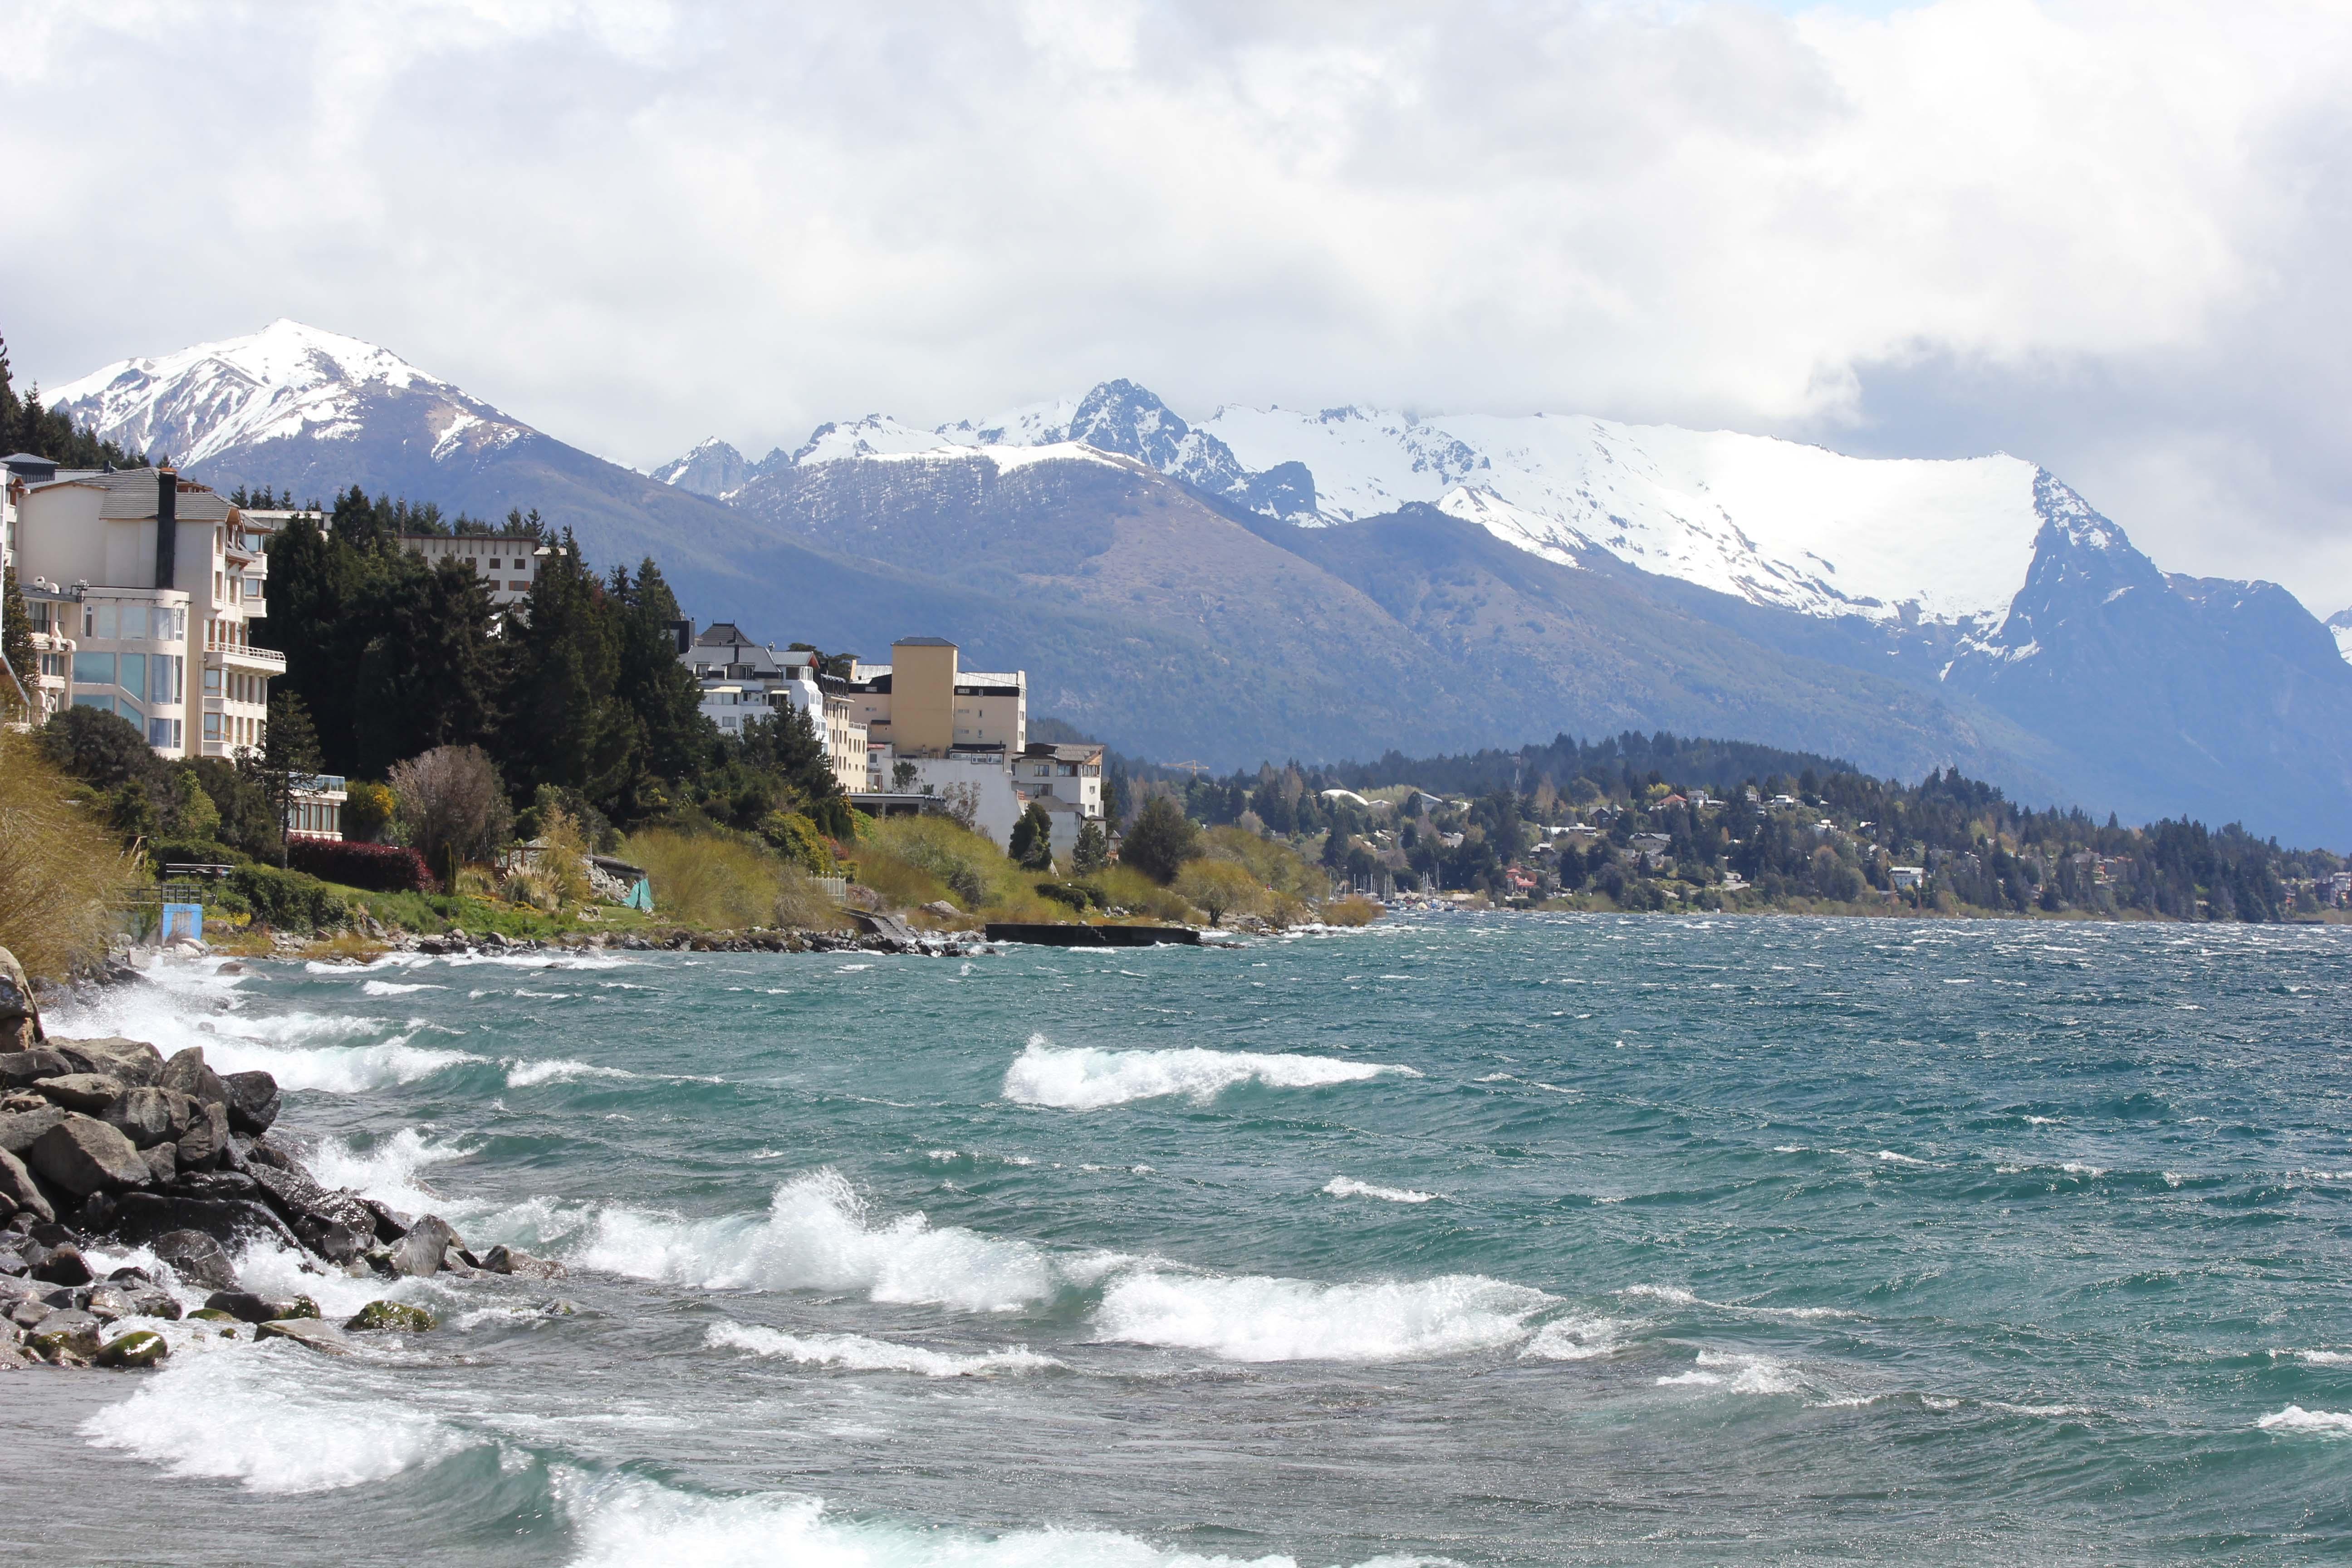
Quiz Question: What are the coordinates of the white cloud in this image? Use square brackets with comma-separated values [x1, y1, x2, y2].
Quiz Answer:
[4, 0, 2348, 610]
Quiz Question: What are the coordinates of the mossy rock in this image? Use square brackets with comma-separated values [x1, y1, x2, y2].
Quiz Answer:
[187, 1307, 239, 1323]
[345, 1299, 436, 1333]
[272, 1294, 322, 1322]
[94, 1329, 169, 1368]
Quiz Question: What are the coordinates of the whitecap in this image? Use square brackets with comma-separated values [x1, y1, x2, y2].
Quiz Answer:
[1520, 1315, 1626, 1361]
[572, 1169, 1064, 1313]
[1874, 1151, 1931, 1166]
[2260, 1406, 2352, 1434]
[304, 1127, 472, 1215]
[82, 1345, 481, 1493]
[507, 1058, 636, 1088]
[361, 980, 445, 996]
[1657, 1351, 1799, 1395]
[1323, 1176, 1441, 1205]
[705, 1322, 1059, 1377]
[1093, 1270, 1551, 1362]
[1004, 1034, 1420, 1110]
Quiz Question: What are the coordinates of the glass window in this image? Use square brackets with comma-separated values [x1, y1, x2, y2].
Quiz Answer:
[73, 651, 117, 685]
[203, 713, 221, 741]
[148, 717, 177, 750]
[74, 694, 115, 716]
[152, 655, 181, 704]
[119, 652, 147, 697]
[204, 665, 222, 694]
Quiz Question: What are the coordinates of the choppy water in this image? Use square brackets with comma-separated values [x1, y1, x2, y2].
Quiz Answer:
[15, 915, 2352, 1566]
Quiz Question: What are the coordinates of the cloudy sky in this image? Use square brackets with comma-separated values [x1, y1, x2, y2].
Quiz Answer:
[5, 0, 2349, 613]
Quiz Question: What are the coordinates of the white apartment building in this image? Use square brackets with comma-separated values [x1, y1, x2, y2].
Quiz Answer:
[829, 637, 1045, 847]
[678, 622, 867, 794]
[9, 462, 284, 759]
[395, 531, 550, 607]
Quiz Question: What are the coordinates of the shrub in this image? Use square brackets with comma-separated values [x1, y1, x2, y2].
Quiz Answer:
[0, 730, 145, 980]
[1120, 797, 1200, 884]
[773, 864, 848, 931]
[622, 829, 780, 929]
[759, 811, 838, 877]
[286, 838, 437, 893]
[1202, 826, 1327, 901]
[1318, 895, 1384, 927]
[1175, 859, 1262, 926]
[1036, 881, 1103, 911]
[501, 864, 559, 911]
[343, 781, 397, 843]
[228, 862, 347, 933]
[147, 838, 245, 873]
[1009, 802, 1055, 871]
[390, 745, 511, 887]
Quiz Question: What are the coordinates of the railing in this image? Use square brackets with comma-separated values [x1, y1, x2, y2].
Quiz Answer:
[205, 640, 286, 671]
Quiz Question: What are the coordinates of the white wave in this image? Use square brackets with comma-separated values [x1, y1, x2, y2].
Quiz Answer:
[705, 1322, 1059, 1377]
[362, 980, 445, 995]
[1323, 1176, 1441, 1205]
[556, 1470, 1439, 1568]
[1004, 1034, 1420, 1110]
[46, 980, 480, 1091]
[83, 1344, 480, 1493]
[1520, 1315, 1627, 1361]
[573, 1169, 1064, 1313]
[304, 1126, 472, 1215]
[1874, 1150, 1931, 1166]
[202, 1030, 482, 1093]
[1094, 1270, 1551, 1362]
[2260, 1406, 2352, 1434]
[508, 1058, 636, 1088]
[1657, 1351, 1800, 1395]
[2290, 1350, 2352, 1365]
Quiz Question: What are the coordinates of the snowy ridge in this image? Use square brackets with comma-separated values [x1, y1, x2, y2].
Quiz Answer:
[2327, 609, 2352, 668]
[43, 318, 527, 469]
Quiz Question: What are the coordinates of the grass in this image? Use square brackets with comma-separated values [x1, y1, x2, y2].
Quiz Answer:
[0, 730, 145, 981]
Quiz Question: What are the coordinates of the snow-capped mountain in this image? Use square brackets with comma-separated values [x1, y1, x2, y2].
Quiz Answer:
[2331, 608, 2352, 666]
[44, 319, 529, 471]
[667, 384, 2065, 632]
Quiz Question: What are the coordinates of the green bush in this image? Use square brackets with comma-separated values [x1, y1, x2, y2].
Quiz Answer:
[228, 862, 348, 932]
[147, 838, 246, 873]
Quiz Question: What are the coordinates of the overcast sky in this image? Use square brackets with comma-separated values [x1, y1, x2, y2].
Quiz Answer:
[5, 0, 2348, 614]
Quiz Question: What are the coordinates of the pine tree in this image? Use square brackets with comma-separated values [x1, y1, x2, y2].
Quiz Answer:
[1010, 800, 1055, 871]
[248, 691, 323, 867]
[1073, 818, 1109, 873]
[0, 568, 36, 722]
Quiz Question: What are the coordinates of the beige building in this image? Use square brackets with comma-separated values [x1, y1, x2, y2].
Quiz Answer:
[395, 531, 550, 606]
[10, 462, 284, 758]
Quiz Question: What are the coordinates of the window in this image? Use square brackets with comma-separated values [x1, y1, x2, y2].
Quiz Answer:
[203, 713, 221, 741]
[88, 602, 117, 638]
[40, 653, 65, 678]
[74, 693, 115, 717]
[204, 666, 222, 695]
[74, 651, 117, 685]
[147, 717, 180, 750]
[152, 655, 182, 705]
[119, 652, 147, 698]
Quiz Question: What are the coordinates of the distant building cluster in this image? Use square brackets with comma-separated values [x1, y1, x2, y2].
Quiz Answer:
[671, 624, 1103, 856]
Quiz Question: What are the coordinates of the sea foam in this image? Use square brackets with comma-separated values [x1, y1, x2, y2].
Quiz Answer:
[574, 1169, 1064, 1312]
[1094, 1270, 1552, 1362]
[83, 1345, 480, 1493]
[705, 1321, 1059, 1377]
[2259, 1406, 2352, 1434]
[1323, 1176, 1441, 1205]
[557, 1470, 1439, 1568]
[1004, 1034, 1420, 1110]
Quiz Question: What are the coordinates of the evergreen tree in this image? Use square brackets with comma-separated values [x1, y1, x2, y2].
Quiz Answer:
[1010, 800, 1055, 871]
[500, 530, 632, 811]
[611, 560, 707, 793]
[1072, 818, 1109, 873]
[1122, 796, 1200, 883]
[0, 568, 35, 721]
[246, 691, 323, 866]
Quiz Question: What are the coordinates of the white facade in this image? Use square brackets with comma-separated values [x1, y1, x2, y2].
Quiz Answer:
[394, 531, 549, 606]
[680, 623, 869, 794]
[10, 465, 283, 760]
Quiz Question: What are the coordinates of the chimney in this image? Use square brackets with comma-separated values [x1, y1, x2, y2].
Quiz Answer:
[154, 468, 179, 589]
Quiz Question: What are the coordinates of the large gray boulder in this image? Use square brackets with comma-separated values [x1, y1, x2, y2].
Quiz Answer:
[249, 1162, 375, 1262]
[100, 1086, 181, 1148]
[389, 1214, 462, 1277]
[33, 1073, 124, 1115]
[0, 1105, 67, 1158]
[140, 1142, 177, 1186]
[145, 1228, 238, 1293]
[255, 1318, 353, 1356]
[0, 1149, 52, 1225]
[28, 1114, 151, 1197]
[0, 946, 42, 1051]
[51, 1038, 164, 1087]
[0, 1049, 69, 1091]
[221, 1071, 281, 1135]
[112, 1191, 300, 1255]
[159, 1047, 229, 1108]
[176, 1101, 231, 1170]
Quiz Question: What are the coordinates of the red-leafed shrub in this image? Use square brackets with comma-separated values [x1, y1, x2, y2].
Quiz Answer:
[285, 838, 438, 893]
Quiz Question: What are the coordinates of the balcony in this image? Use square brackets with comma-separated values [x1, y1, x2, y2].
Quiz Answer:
[205, 642, 286, 673]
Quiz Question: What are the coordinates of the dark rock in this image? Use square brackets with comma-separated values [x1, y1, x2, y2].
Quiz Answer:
[176, 1100, 231, 1170]
[0, 1105, 68, 1157]
[75, 1191, 119, 1232]
[102, 1085, 180, 1148]
[0, 1149, 52, 1225]
[83, 1283, 136, 1321]
[49, 1037, 165, 1087]
[0, 1249, 23, 1276]
[30, 1242, 93, 1287]
[346, 1299, 436, 1332]
[28, 1115, 148, 1197]
[114, 1191, 299, 1256]
[390, 1214, 461, 1278]
[202, 1290, 283, 1323]
[256, 1318, 353, 1355]
[222, 1071, 281, 1135]
[277, 1294, 321, 1321]
[171, 1169, 260, 1199]
[29, 1308, 100, 1360]
[0, 1049, 70, 1091]
[7, 1297, 48, 1328]
[359, 1197, 413, 1242]
[125, 1286, 181, 1320]
[248, 1162, 376, 1259]
[94, 1328, 168, 1367]
[142, 1142, 178, 1186]
[480, 1245, 567, 1279]
[159, 1047, 229, 1108]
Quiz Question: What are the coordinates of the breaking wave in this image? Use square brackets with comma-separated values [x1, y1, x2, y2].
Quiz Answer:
[1323, 1176, 1441, 1205]
[1004, 1035, 1420, 1110]
[1093, 1270, 1553, 1362]
[2259, 1406, 2352, 1435]
[704, 1322, 1059, 1377]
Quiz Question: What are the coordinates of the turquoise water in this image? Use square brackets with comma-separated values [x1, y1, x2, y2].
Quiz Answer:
[19, 915, 2352, 1565]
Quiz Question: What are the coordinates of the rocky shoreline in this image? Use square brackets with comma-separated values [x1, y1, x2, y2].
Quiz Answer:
[0, 1024, 567, 1372]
